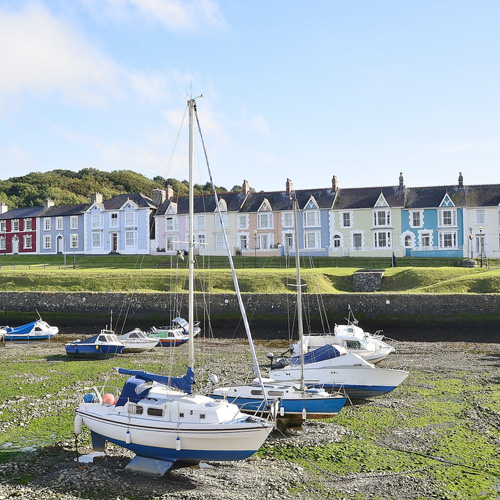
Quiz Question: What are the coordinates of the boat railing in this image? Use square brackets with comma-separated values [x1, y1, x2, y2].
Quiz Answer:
[76, 385, 122, 404]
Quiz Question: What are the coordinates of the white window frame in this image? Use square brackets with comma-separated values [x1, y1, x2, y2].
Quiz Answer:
[238, 234, 249, 250]
[24, 218, 32, 231]
[214, 213, 229, 230]
[44, 218, 51, 231]
[410, 211, 423, 228]
[0, 221, 6, 232]
[214, 233, 225, 250]
[304, 231, 321, 249]
[166, 235, 176, 251]
[283, 232, 294, 251]
[282, 212, 293, 228]
[44, 235, 51, 250]
[12, 219, 20, 231]
[70, 216, 78, 230]
[125, 212, 137, 227]
[125, 230, 138, 247]
[333, 234, 341, 248]
[439, 231, 458, 249]
[303, 210, 320, 228]
[194, 215, 205, 230]
[341, 212, 352, 228]
[258, 233, 274, 250]
[23, 234, 32, 249]
[373, 209, 391, 227]
[438, 209, 457, 227]
[0, 236, 5, 250]
[237, 215, 249, 230]
[475, 209, 485, 225]
[56, 217, 63, 231]
[374, 231, 391, 249]
[352, 233, 363, 250]
[70, 234, 78, 249]
[92, 231, 102, 248]
[165, 216, 178, 231]
[110, 212, 119, 228]
[419, 232, 432, 249]
[257, 213, 273, 230]
[91, 214, 103, 229]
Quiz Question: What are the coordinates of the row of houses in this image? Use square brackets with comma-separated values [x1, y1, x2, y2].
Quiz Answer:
[1, 173, 499, 260]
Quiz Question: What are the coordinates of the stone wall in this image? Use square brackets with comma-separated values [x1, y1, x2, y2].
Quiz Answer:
[1, 291, 499, 341]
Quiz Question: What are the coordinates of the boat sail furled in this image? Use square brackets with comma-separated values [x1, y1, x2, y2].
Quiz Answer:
[73, 98, 273, 476]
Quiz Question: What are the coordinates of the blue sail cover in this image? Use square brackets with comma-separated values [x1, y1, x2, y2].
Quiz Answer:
[288, 345, 342, 367]
[5, 321, 37, 334]
[117, 367, 194, 394]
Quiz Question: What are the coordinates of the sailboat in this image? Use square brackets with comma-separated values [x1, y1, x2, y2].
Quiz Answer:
[209, 195, 347, 426]
[73, 98, 274, 476]
[268, 199, 409, 399]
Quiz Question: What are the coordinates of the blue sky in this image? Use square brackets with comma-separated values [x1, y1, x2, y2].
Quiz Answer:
[1, 1, 500, 193]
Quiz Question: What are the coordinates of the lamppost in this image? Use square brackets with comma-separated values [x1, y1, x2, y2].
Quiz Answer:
[479, 226, 484, 268]
[253, 230, 257, 268]
[468, 227, 473, 259]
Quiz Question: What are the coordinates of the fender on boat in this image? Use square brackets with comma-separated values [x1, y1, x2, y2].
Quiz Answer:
[74, 414, 83, 435]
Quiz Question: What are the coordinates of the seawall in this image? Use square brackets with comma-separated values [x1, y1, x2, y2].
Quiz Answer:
[1, 292, 499, 342]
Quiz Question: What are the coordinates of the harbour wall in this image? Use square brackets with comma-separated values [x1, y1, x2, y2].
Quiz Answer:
[1, 292, 499, 342]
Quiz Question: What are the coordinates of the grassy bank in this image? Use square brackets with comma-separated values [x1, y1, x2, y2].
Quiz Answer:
[1, 265, 500, 293]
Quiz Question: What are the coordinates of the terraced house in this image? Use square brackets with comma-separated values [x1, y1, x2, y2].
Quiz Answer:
[0, 202, 43, 255]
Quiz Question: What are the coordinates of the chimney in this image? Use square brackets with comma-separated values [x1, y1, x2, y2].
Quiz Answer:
[0, 202, 8, 214]
[286, 178, 293, 194]
[458, 172, 463, 188]
[91, 192, 103, 204]
[166, 184, 174, 200]
[332, 175, 338, 191]
[44, 199, 55, 209]
[242, 179, 250, 194]
[399, 172, 404, 190]
[152, 188, 166, 207]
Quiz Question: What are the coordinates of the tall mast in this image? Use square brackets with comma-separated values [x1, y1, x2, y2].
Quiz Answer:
[188, 98, 195, 369]
[292, 196, 305, 392]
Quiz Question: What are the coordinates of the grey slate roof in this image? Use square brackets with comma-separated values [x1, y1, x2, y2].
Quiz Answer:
[101, 193, 156, 210]
[0, 206, 45, 220]
[333, 186, 405, 210]
[157, 191, 249, 216]
[39, 203, 90, 217]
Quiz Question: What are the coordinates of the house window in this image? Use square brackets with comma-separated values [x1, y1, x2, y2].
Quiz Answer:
[342, 212, 352, 228]
[196, 234, 206, 247]
[404, 235, 412, 247]
[373, 210, 390, 227]
[166, 235, 176, 251]
[303, 211, 320, 227]
[238, 234, 248, 250]
[214, 213, 229, 229]
[71, 234, 78, 249]
[13, 219, 20, 231]
[237, 215, 249, 230]
[125, 212, 137, 227]
[56, 217, 63, 230]
[257, 213, 273, 229]
[374, 231, 391, 248]
[0, 221, 6, 232]
[333, 235, 341, 248]
[421, 233, 431, 249]
[214, 233, 224, 250]
[410, 211, 422, 228]
[438, 209, 456, 227]
[166, 216, 178, 231]
[439, 231, 457, 249]
[125, 230, 137, 247]
[353, 233, 362, 250]
[44, 235, 51, 250]
[476, 210, 485, 225]
[0, 236, 5, 250]
[44, 218, 50, 231]
[23, 235, 32, 249]
[110, 213, 119, 227]
[258, 233, 274, 250]
[70, 216, 78, 230]
[91, 214, 103, 229]
[24, 218, 32, 231]
[195, 215, 205, 230]
[282, 212, 293, 228]
[304, 231, 320, 249]
[92, 232, 102, 248]
[476, 234, 485, 255]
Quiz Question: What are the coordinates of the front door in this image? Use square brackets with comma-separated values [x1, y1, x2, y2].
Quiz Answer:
[57, 236, 63, 254]
[112, 233, 118, 252]
[12, 236, 19, 254]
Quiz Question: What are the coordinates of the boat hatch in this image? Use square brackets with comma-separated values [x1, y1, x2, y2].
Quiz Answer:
[250, 390, 264, 396]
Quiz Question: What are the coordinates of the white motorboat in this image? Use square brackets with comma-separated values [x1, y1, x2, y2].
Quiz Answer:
[117, 328, 159, 353]
[74, 98, 273, 476]
[3, 318, 58, 341]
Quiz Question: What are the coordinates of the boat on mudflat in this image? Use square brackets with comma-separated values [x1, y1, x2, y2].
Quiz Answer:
[3, 319, 58, 341]
[65, 330, 125, 358]
[117, 328, 159, 353]
[148, 317, 199, 347]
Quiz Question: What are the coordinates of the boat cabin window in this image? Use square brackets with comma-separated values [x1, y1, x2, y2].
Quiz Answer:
[97, 335, 106, 342]
[250, 390, 263, 396]
[346, 340, 362, 349]
[131, 405, 143, 415]
[179, 412, 184, 418]
[200, 414, 206, 419]
[268, 391, 284, 397]
[147, 408, 163, 417]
